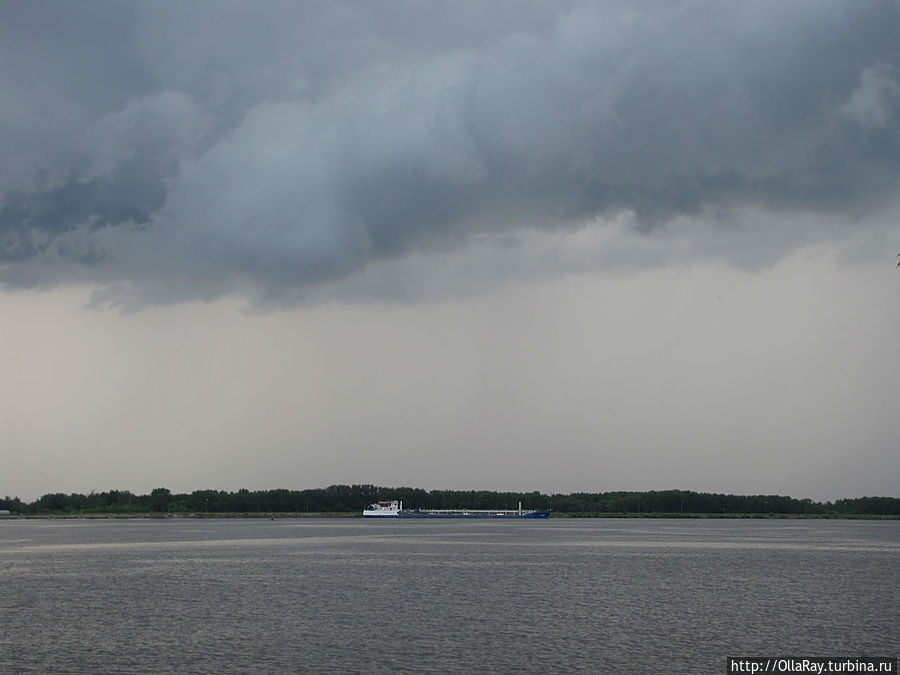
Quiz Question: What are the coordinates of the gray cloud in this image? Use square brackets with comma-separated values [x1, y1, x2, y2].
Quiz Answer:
[1, 0, 898, 304]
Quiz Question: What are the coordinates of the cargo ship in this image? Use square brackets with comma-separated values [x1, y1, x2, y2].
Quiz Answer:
[363, 500, 550, 519]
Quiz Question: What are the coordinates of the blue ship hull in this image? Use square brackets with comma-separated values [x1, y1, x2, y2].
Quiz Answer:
[397, 510, 551, 519]
[363, 500, 550, 518]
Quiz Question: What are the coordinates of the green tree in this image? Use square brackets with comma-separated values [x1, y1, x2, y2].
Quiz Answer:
[149, 487, 171, 512]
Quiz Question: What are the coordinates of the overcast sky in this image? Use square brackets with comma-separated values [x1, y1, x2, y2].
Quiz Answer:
[2, 1, 899, 502]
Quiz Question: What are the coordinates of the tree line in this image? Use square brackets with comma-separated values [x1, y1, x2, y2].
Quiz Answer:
[1, 486, 898, 516]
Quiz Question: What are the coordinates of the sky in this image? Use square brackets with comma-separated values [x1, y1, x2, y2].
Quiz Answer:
[1, 0, 899, 502]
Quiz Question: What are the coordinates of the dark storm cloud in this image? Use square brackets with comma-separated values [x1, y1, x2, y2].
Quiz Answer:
[1, 1, 898, 303]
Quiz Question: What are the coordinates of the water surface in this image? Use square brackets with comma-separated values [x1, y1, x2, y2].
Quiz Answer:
[1, 518, 896, 673]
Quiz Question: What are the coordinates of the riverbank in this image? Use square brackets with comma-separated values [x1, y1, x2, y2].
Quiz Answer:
[2, 512, 897, 520]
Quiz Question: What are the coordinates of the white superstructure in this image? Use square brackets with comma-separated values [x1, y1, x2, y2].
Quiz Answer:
[363, 500, 402, 517]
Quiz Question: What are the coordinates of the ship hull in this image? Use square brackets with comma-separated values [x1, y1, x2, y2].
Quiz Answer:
[363, 500, 550, 518]
[397, 510, 550, 519]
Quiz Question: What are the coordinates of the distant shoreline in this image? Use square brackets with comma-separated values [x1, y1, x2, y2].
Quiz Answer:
[2, 512, 897, 520]
[5, 486, 897, 518]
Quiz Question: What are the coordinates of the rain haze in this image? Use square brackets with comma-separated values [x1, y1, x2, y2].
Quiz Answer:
[1, 1, 899, 502]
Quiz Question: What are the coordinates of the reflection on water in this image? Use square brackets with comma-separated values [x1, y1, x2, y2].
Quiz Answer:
[1, 518, 897, 673]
